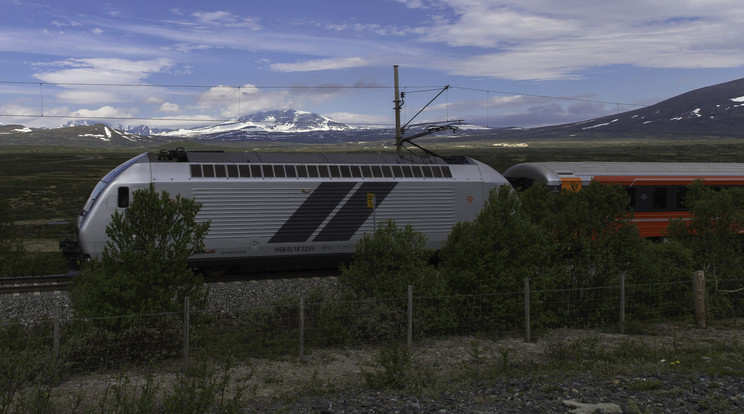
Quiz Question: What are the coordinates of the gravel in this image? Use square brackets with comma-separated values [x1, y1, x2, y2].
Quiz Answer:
[0, 276, 338, 325]
[2, 279, 744, 413]
[246, 372, 744, 413]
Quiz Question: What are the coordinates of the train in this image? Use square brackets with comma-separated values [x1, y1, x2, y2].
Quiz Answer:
[61, 149, 744, 274]
[504, 161, 744, 238]
[61, 148, 509, 275]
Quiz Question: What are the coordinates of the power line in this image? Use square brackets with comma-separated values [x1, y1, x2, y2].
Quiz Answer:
[450, 86, 645, 108]
[0, 80, 644, 107]
[0, 79, 646, 127]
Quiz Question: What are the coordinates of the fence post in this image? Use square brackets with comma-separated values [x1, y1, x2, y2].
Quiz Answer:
[53, 305, 60, 358]
[299, 296, 305, 362]
[183, 296, 190, 373]
[407, 285, 412, 348]
[524, 277, 531, 343]
[619, 274, 625, 334]
[693, 270, 706, 328]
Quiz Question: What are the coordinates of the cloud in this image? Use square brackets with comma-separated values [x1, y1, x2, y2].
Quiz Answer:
[392, 0, 428, 8]
[159, 102, 180, 113]
[415, 0, 744, 80]
[194, 83, 351, 118]
[270, 57, 367, 72]
[327, 112, 390, 126]
[191, 10, 262, 29]
[196, 84, 291, 118]
[70, 105, 135, 119]
[33, 57, 174, 84]
[30, 58, 175, 104]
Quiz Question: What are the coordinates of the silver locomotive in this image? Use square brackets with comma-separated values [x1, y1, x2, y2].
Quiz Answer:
[62, 148, 509, 275]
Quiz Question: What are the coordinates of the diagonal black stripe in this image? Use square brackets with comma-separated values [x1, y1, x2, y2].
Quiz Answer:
[313, 182, 397, 242]
[269, 182, 356, 243]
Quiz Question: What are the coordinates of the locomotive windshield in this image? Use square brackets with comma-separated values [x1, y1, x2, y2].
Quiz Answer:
[80, 153, 147, 217]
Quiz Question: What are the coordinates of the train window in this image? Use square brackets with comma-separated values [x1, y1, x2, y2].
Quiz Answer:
[274, 165, 286, 178]
[361, 165, 373, 177]
[296, 165, 308, 177]
[340, 165, 351, 177]
[307, 165, 319, 178]
[422, 166, 433, 178]
[117, 186, 129, 208]
[227, 165, 239, 178]
[250, 165, 262, 178]
[676, 187, 688, 209]
[285, 165, 297, 178]
[329, 165, 341, 178]
[203, 165, 215, 178]
[412, 166, 423, 178]
[239, 165, 251, 177]
[625, 187, 635, 209]
[262, 165, 274, 178]
[392, 165, 403, 177]
[350, 165, 362, 177]
[652, 187, 667, 209]
[441, 167, 452, 178]
[402, 166, 413, 178]
[318, 166, 330, 177]
[382, 166, 393, 178]
[371, 165, 383, 177]
[215, 165, 227, 178]
[190, 164, 203, 178]
[432, 166, 443, 178]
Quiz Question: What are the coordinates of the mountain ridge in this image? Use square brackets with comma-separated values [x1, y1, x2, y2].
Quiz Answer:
[3, 78, 744, 146]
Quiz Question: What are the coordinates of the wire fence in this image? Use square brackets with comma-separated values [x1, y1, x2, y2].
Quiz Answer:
[2, 273, 743, 374]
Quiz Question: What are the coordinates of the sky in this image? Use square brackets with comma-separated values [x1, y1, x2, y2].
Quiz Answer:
[1, 0, 744, 130]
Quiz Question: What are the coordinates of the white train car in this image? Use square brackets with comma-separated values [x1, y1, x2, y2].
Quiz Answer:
[64, 149, 509, 274]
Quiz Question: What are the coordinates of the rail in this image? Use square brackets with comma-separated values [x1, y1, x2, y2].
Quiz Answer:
[0, 270, 335, 294]
[0, 274, 73, 294]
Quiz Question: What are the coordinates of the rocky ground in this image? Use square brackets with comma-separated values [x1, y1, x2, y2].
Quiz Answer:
[229, 329, 744, 413]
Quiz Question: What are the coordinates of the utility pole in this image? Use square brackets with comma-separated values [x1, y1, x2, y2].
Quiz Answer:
[394, 65, 402, 155]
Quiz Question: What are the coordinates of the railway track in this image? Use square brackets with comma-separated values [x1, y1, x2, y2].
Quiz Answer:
[0, 270, 336, 295]
[0, 274, 73, 294]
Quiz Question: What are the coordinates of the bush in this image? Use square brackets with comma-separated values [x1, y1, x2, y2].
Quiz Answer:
[338, 220, 450, 339]
[339, 219, 444, 299]
[440, 183, 647, 331]
[71, 184, 210, 319]
[667, 183, 744, 277]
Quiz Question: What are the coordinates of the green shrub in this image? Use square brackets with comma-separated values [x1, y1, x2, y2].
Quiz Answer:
[667, 182, 744, 318]
[362, 342, 413, 390]
[338, 220, 450, 340]
[70, 184, 210, 319]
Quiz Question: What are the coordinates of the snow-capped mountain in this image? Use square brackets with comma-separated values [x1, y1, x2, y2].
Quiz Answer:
[495, 77, 744, 140]
[60, 120, 96, 128]
[158, 109, 354, 139]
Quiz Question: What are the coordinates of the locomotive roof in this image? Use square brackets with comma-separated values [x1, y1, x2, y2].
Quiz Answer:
[149, 150, 465, 165]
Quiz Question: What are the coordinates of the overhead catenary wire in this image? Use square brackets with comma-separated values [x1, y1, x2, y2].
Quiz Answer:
[0, 80, 647, 126]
